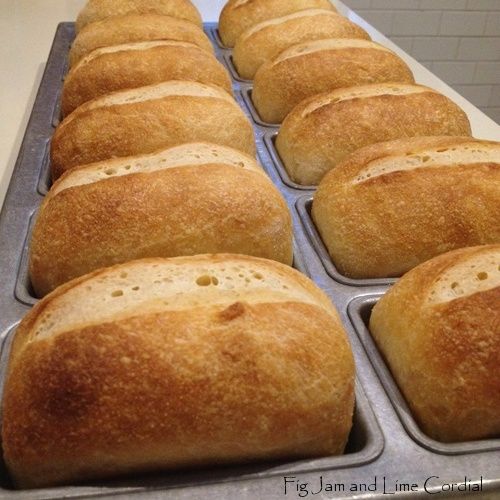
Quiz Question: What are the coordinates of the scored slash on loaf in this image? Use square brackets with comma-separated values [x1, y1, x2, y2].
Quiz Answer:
[69, 13, 214, 67]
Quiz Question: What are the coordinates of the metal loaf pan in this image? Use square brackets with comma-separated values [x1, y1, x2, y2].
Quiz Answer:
[0, 20, 496, 499]
[0, 22, 383, 499]
[295, 196, 397, 287]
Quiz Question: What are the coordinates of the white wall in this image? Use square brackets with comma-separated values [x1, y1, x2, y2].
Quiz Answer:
[343, 0, 500, 124]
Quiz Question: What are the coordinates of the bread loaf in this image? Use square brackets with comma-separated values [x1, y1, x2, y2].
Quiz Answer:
[252, 39, 414, 123]
[4, 254, 355, 488]
[62, 41, 232, 116]
[69, 14, 213, 68]
[75, 0, 202, 32]
[219, 0, 336, 47]
[31, 143, 292, 296]
[51, 81, 255, 179]
[370, 245, 500, 442]
[233, 10, 370, 79]
[277, 83, 472, 184]
[312, 137, 500, 278]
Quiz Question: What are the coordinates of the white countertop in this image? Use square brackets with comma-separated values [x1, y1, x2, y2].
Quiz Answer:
[1, 0, 499, 209]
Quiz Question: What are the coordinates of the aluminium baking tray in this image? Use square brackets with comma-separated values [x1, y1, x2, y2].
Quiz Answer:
[0, 21, 497, 499]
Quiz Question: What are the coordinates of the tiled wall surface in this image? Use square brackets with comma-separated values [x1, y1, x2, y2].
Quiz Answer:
[343, 0, 500, 124]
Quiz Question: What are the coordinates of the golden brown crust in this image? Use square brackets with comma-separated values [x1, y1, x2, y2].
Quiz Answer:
[12, 254, 342, 371]
[312, 137, 499, 278]
[277, 85, 472, 185]
[50, 82, 255, 179]
[69, 14, 213, 68]
[4, 255, 355, 488]
[370, 245, 500, 442]
[30, 162, 293, 296]
[62, 41, 232, 116]
[252, 40, 414, 123]
[234, 10, 370, 79]
[219, 0, 336, 47]
[75, 0, 202, 32]
[48, 141, 263, 196]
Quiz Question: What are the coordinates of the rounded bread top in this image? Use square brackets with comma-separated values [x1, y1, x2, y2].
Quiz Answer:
[319, 135, 499, 186]
[49, 142, 263, 198]
[20, 255, 338, 343]
[75, 0, 202, 31]
[237, 9, 351, 41]
[58, 80, 235, 129]
[270, 38, 392, 65]
[70, 13, 212, 66]
[71, 40, 210, 71]
[219, 0, 336, 46]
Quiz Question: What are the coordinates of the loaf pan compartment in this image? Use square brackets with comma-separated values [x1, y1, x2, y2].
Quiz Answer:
[295, 196, 397, 287]
[51, 97, 62, 128]
[4, 231, 385, 488]
[239, 88, 280, 128]
[14, 211, 38, 307]
[0, 397, 382, 494]
[291, 239, 309, 276]
[0, 316, 383, 494]
[221, 53, 252, 83]
[51, 86, 63, 128]
[36, 140, 51, 196]
[262, 131, 316, 191]
[50, 42, 68, 130]
[207, 26, 229, 50]
[348, 294, 500, 456]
